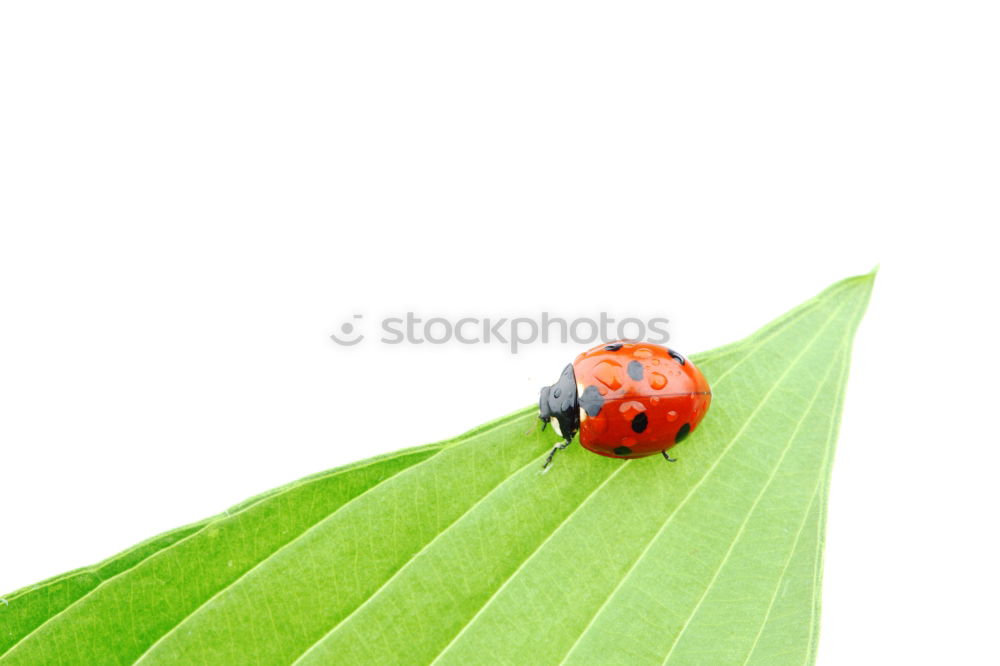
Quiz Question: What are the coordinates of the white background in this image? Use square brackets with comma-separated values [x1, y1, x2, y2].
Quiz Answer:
[1, 1, 998, 663]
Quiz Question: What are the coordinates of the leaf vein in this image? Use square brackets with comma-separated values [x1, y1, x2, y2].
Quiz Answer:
[558, 299, 848, 665]
[660, 344, 846, 664]
[288, 449, 551, 665]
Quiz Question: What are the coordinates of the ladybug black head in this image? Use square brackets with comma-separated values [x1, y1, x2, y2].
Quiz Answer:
[538, 363, 580, 443]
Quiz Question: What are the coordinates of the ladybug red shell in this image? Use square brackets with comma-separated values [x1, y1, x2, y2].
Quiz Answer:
[538, 340, 711, 468]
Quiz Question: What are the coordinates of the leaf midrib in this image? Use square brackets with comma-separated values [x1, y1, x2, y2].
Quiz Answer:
[803, 302, 862, 666]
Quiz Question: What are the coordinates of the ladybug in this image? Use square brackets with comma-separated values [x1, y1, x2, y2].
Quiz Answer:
[538, 340, 711, 468]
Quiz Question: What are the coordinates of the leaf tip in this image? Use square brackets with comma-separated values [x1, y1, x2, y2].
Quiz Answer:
[836, 266, 879, 293]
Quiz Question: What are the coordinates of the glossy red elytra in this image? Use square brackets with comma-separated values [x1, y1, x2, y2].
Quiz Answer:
[538, 340, 712, 468]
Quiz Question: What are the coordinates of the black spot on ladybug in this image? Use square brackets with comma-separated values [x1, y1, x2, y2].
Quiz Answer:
[627, 361, 644, 381]
[669, 349, 686, 365]
[580, 385, 605, 417]
[675, 423, 691, 443]
[614, 446, 633, 455]
[631, 412, 648, 433]
[604, 343, 623, 351]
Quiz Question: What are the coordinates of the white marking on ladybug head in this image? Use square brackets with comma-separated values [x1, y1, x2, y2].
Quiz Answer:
[579, 408, 588, 423]
[549, 417, 563, 437]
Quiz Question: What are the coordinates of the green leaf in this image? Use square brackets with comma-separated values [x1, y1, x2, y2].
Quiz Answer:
[0, 271, 874, 665]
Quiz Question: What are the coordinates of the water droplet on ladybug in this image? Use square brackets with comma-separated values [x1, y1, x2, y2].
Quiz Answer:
[649, 372, 667, 390]
[593, 360, 623, 390]
[667, 410, 678, 422]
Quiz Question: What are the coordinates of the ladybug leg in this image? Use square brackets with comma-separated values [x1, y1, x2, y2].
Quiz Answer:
[661, 450, 677, 463]
[543, 439, 571, 470]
